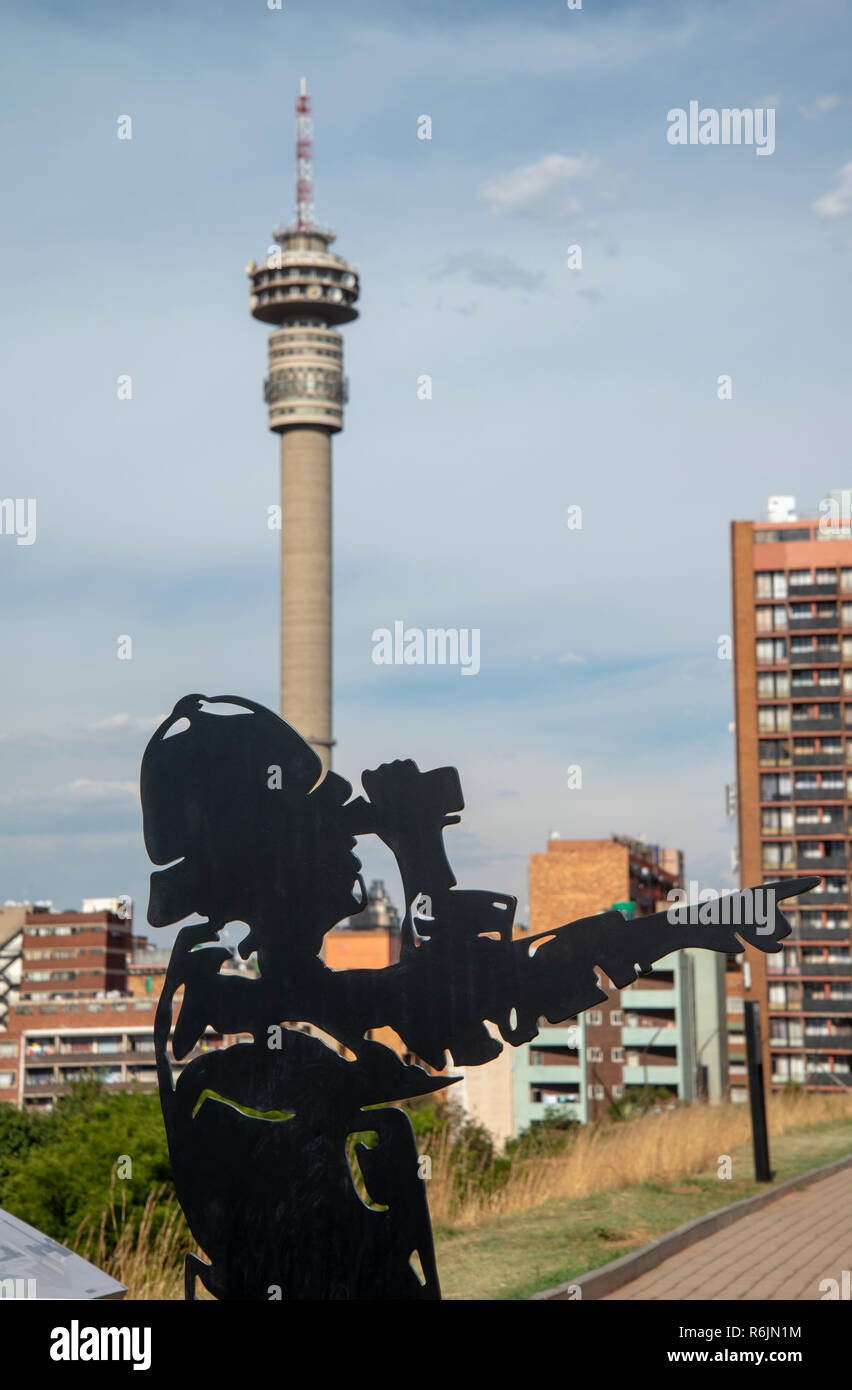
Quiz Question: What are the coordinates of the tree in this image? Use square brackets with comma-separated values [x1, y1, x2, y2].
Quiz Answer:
[0, 1082, 174, 1252]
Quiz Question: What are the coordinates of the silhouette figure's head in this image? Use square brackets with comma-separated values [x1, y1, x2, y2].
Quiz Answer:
[141, 695, 365, 961]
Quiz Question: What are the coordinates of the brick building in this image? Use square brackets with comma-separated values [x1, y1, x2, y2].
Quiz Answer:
[19, 905, 132, 1001]
[512, 835, 728, 1132]
[0, 884, 414, 1109]
[731, 494, 852, 1092]
[0, 903, 250, 1110]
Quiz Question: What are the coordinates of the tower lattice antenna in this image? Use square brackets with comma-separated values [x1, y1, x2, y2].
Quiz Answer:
[295, 77, 314, 230]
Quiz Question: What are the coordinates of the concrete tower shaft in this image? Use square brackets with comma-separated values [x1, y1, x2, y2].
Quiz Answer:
[247, 82, 359, 772]
[278, 426, 332, 764]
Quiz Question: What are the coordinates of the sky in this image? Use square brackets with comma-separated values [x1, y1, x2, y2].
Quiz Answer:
[0, 0, 850, 939]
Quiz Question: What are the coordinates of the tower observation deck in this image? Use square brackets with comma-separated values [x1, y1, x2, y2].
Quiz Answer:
[247, 79, 360, 772]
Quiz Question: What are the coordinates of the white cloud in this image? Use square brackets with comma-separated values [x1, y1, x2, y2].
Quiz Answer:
[66, 779, 139, 799]
[556, 651, 586, 665]
[431, 251, 545, 292]
[86, 713, 165, 733]
[800, 93, 842, 120]
[479, 154, 597, 222]
[812, 162, 852, 219]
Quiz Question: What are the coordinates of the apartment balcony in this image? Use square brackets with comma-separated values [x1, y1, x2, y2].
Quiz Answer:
[23, 1071, 127, 1092]
[528, 1100, 583, 1122]
[790, 650, 841, 665]
[787, 615, 838, 631]
[804, 1032, 852, 1049]
[790, 582, 838, 598]
[800, 961, 852, 976]
[622, 1065, 681, 1087]
[797, 855, 848, 871]
[796, 927, 852, 943]
[54, 1048, 128, 1064]
[620, 985, 677, 1011]
[526, 1063, 582, 1083]
[792, 751, 844, 766]
[790, 786, 846, 800]
[796, 887, 848, 906]
[791, 717, 842, 733]
[794, 828, 847, 842]
[622, 1024, 679, 1047]
[802, 996, 852, 1013]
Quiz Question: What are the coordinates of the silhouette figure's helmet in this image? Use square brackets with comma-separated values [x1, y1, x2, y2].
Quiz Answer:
[141, 694, 325, 929]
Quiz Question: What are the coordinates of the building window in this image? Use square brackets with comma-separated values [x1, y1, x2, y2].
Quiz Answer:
[588, 1047, 604, 1063]
[611, 1047, 625, 1063]
[758, 738, 791, 767]
[755, 572, 787, 598]
[758, 672, 791, 697]
[587, 1010, 602, 1026]
[590, 1085, 605, 1101]
[758, 706, 790, 732]
[756, 638, 787, 664]
[613, 1085, 624, 1099]
[610, 1011, 623, 1026]
[757, 607, 788, 632]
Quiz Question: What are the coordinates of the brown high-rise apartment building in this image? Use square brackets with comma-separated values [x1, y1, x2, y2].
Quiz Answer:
[247, 79, 359, 773]
[731, 495, 852, 1092]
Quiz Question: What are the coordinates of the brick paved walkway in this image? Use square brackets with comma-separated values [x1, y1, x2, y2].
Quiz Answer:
[604, 1166, 852, 1300]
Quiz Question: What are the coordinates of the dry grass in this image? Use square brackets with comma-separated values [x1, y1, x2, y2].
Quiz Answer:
[423, 1091, 852, 1228]
[79, 1091, 852, 1296]
[75, 1180, 191, 1300]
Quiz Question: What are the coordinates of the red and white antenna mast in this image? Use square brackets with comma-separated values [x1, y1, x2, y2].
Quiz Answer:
[295, 77, 315, 230]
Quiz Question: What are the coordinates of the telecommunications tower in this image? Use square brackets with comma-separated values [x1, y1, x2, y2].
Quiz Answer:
[247, 78, 360, 773]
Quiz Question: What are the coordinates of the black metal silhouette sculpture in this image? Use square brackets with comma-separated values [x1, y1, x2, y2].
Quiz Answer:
[141, 694, 816, 1301]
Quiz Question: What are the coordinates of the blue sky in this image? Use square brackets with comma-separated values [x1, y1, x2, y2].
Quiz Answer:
[0, 0, 850, 935]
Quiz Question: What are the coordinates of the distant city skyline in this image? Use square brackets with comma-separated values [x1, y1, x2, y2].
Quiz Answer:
[1, 0, 850, 939]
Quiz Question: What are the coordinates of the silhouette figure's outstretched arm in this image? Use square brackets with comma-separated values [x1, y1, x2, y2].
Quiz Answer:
[345, 877, 818, 1071]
